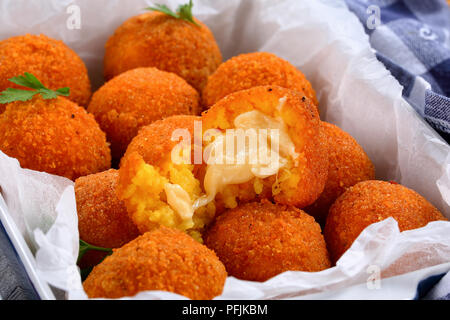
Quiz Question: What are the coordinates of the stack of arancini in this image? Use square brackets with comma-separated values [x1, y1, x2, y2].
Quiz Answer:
[1, 4, 447, 301]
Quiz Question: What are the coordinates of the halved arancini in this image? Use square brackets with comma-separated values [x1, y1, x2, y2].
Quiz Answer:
[201, 85, 328, 210]
[117, 115, 215, 242]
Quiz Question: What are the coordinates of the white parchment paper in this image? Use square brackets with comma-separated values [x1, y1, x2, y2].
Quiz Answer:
[0, 0, 449, 299]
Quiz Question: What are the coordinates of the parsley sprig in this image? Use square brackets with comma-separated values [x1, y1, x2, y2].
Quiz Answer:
[77, 239, 113, 264]
[78, 239, 113, 280]
[0, 72, 70, 104]
[146, 0, 200, 26]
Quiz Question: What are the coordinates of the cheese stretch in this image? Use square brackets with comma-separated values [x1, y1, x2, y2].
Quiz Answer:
[165, 97, 298, 221]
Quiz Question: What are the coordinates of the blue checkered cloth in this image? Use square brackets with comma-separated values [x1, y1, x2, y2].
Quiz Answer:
[346, 0, 450, 300]
[345, 0, 450, 142]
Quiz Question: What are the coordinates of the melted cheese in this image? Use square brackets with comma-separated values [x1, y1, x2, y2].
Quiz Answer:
[234, 109, 299, 161]
[164, 183, 194, 222]
[194, 97, 297, 209]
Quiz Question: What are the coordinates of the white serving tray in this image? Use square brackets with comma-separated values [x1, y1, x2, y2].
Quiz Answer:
[0, 193, 55, 300]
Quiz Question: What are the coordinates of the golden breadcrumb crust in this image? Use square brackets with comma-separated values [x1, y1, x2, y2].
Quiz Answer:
[121, 114, 200, 168]
[83, 226, 227, 299]
[88, 68, 200, 160]
[324, 180, 447, 263]
[104, 12, 222, 92]
[204, 201, 331, 281]
[0, 34, 91, 113]
[305, 122, 375, 224]
[75, 169, 139, 249]
[202, 85, 328, 208]
[202, 52, 318, 108]
[0, 96, 111, 180]
[117, 116, 215, 239]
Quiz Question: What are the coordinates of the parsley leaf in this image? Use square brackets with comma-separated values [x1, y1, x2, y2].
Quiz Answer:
[0, 72, 70, 104]
[148, 3, 179, 18]
[0, 88, 37, 104]
[9, 72, 46, 90]
[146, 0, 200, 26]
[176, 0, 197, 25]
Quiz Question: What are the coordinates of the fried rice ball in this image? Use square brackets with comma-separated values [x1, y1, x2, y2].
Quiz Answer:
[0, 34, 91, 114]
[204, 201, 331, 281]
[87, 68, 200, 160]
[118, 115, 215, 241]
[75, 169, 139, 267]
[202, 52, 318, 108]
[76, 169, 138, 248]
[201, 86, 328, 210]
[305, 122, 375, 224]
[0, 96, 111, 180]
[324, 180, 447, 263]
[103, 12, 222, 92]
[83, 226, 227, 299]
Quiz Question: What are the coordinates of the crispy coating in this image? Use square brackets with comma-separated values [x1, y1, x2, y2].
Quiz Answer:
[76, 169, 139, 268]
[0, 96, 111, 180]
[305, 122, 375, 224]
[88, 68, 200, 160]
[104, 12, 222, 92]
[118, 116, 215, 239]
[204, 201, 331, 281]
[202, 85, 328, 209]
[202, 52, 318, 108]
[83, 226, 227, 299]
[0, 34, 91, 113]
[122, 114, 200, 168]
[324, 180, 447, 263]
[75, 169, 139, 249]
